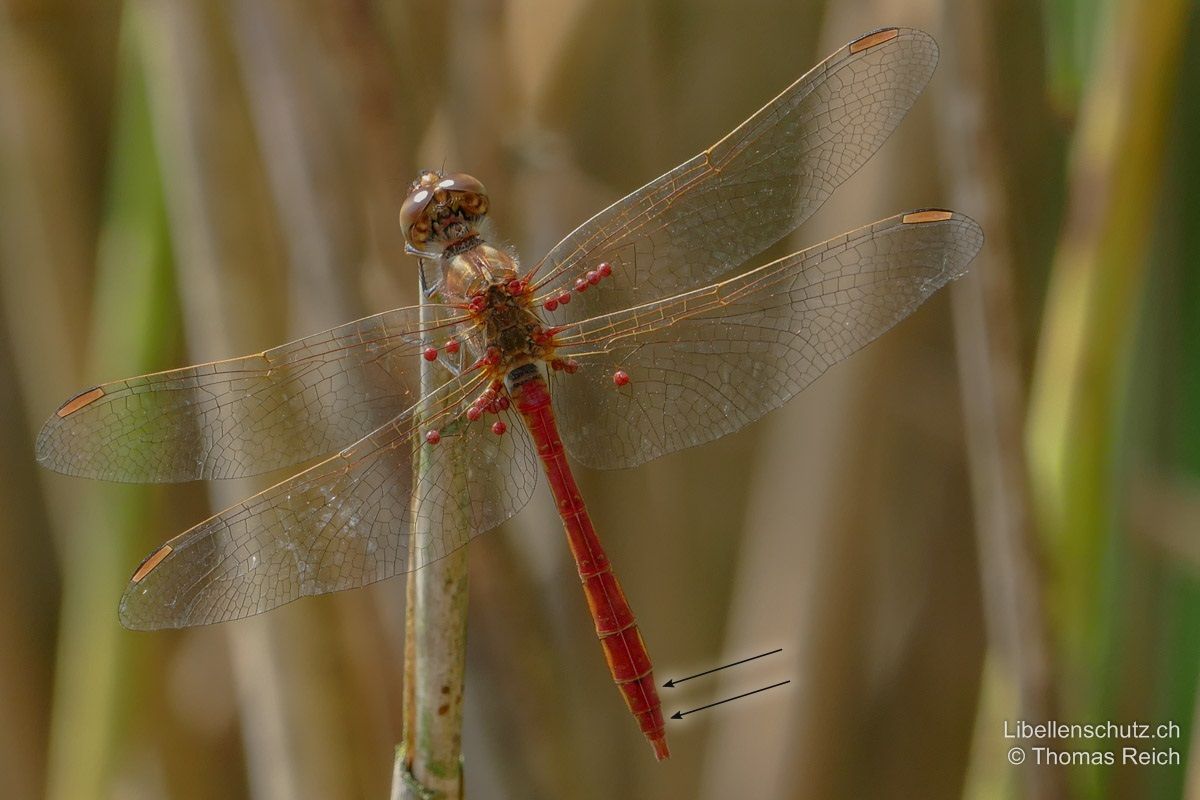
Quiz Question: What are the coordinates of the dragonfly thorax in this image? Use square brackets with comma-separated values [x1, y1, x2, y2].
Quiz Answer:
[441, 242, 519, 301]
[421, 235, 552, 375]
[473, 277, 554, 375]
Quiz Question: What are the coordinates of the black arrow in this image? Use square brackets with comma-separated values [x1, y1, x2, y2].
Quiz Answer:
[669, 680, 791, 720]
[663, 648, 782, 688]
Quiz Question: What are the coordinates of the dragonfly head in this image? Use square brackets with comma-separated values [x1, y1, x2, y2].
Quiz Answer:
[400, 170, 489, 255]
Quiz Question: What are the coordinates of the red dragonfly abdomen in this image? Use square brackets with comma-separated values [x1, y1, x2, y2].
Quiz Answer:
[509, 367, 669, 760]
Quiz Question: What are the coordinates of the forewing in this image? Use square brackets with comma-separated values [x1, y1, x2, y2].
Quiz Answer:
[118, 373, 539, 629]
[37, 303, 472, 482]
[529, 28, 938, 318]
[549, 211, 983, 469]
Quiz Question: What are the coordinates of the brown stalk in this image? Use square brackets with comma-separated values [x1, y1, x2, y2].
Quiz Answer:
[134, 2, 360, 797]
[393, 299, 469, 800]
[934, 3, 1066, 798]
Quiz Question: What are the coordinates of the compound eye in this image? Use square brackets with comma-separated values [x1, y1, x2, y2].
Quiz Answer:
[437, 172, 487, 199]
[399, 187, 435, 243]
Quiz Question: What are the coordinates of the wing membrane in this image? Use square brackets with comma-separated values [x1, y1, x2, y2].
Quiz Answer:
[37, 303, 472, 482]
[118, 372, 539, 629]
[530, 28, 939, 320]
[549, 211, 983, 469]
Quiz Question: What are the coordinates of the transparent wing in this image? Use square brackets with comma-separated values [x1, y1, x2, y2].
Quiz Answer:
[548, 211, 983, 469]
[118, 372, 538, 629]
[528, 28, 938, 320]
[37, 303, 473, 483]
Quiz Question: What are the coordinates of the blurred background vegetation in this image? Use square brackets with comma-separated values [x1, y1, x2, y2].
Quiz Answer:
[1, 0, 1197, 798]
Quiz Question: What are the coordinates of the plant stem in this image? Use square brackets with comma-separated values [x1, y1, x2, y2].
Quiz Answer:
[393, 291, 469, 800]
[1026, 0, 1190, 710]
[935, 3, 1065, 797]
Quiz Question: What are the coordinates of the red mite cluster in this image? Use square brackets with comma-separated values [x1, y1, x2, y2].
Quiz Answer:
[468, 380, 509, 421]
[542, 261, 612, 312]
[424, 262, 629, 445]
[426, 380, 511, 445]
[421, 337, 462, 364]
[550, 358, 579, 374]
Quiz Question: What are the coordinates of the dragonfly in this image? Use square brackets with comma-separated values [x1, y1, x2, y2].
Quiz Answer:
[38, 27, 982, 760]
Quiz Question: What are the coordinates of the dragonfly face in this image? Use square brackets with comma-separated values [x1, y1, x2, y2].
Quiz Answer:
[399, 170, 489, 256]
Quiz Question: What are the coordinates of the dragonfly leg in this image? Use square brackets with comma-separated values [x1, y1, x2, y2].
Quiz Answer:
[437, 350, 463, 377]
[418, 259, 444, 300]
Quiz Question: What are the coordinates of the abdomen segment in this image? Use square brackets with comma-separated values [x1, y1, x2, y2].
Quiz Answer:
[510, 369, 669, 760]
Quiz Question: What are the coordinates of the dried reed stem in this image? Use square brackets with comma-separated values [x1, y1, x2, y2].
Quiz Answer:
[936, 3, 1065, 797]
[393, 295, 469, 800]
